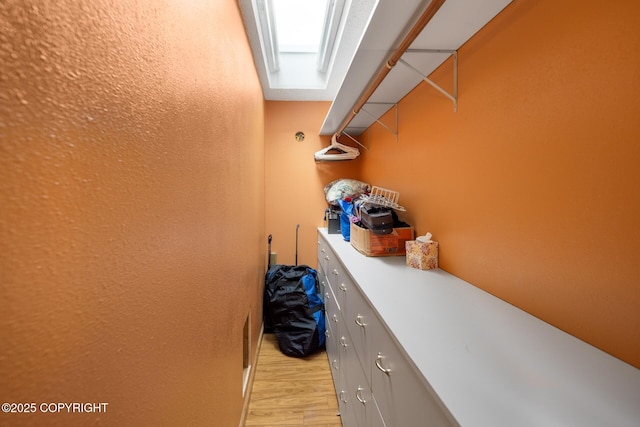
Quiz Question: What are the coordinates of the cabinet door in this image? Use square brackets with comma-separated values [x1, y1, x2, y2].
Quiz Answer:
[337, 368, 357, 427]
[325, 320, 341, 396]
[326, 255, 352, 312]
[325, 283, 341, 393]
[343, 280, 382, 382]
[318, 266, 327, 303]
[371, 327, 457, 427]
[324, 279, 341, 347]
[323, 239, 360, 320]
[367, 397, 388, 427]
[341, 330, 385, 427]
[318, 237, 331, 274]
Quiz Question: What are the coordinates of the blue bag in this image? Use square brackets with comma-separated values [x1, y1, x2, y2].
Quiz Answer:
[337, 198, 355, 241]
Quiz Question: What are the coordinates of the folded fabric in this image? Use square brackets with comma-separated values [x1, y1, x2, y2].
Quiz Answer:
[324, 179, 370, 205]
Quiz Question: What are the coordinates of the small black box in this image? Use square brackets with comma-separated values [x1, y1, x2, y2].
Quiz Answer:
[325, 207, 342, 234]
[360, 205, 393, 235]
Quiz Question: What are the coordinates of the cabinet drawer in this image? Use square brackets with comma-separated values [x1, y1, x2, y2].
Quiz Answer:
[371, 327, 456, 427]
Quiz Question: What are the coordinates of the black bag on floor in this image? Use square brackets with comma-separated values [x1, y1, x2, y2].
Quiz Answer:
[264, 265, 326, 357]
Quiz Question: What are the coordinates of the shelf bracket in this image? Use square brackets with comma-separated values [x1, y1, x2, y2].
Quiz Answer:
[341, 131, 369, 151]
[400, 49, 458, 112]
[359, 102, 398, 142]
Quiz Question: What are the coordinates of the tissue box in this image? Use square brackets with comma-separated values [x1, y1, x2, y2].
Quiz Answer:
[350, 222, 414, 256]
[405, 240, 439, 270]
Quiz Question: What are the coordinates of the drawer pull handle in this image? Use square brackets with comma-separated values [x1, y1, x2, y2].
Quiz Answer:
[325, 331, 330, 338]
[325, 292, 330, 299]
[325, 255, 330, 260]
[339, 283, 347, 292]
[340, 336, 348, 347]
[355, 315, 366, 327]
[332, 314, 339, 323]
[356, 387, 367, 404]
[375, 353, 391, 374]
[339, 391, 347, 403]
[332, 359, 339, 370]
[332, 269, 339, 276]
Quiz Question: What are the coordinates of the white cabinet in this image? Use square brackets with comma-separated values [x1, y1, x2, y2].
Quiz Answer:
[370, 320, 454, 427]
[317, 228, 640, 427]
[318, 232, 454, 427]
[346, 278, 454, 426]
[319, 235, 386, 427]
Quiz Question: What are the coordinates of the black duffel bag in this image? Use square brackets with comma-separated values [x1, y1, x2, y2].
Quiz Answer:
[263, 265, 326, 357]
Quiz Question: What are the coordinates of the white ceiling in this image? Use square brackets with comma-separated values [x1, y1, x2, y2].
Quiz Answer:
[239, 0, 513, 135]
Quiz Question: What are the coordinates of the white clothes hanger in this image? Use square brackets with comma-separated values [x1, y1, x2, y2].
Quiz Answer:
[314, 134, 360, 161]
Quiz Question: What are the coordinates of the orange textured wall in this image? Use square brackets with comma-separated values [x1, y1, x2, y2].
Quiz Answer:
[360, 0, 640, 367]
[0, 1, 265, 426]
[265, 101, 359, 268]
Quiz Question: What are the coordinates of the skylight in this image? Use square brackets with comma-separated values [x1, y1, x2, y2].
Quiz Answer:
[240, 0, 366, 98]
[272, 0, 328, 53]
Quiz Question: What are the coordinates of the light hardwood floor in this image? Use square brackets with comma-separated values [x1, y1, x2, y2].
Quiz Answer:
[244, 333, 342, 427]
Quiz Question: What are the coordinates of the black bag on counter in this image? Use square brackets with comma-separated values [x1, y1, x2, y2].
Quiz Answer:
[360, 205, 394, 235]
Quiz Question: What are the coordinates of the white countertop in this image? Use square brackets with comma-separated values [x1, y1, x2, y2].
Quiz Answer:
[319, 228, 640, 427]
